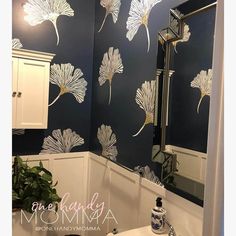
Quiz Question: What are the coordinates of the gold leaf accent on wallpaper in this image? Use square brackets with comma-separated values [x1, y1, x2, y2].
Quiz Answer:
[98, 0, 121, 32]
[126, 0, 162, 52]
[12, 38, 23, 49]
[98, 47, 123, 105]
[133, 80, 156, 137]
[97, 124, 118, 161]
[191, 69, 213, 113]
[134, 165, 164, 186]
[172, 24, 191, 53]
[40, 129, 84, 154]
[49, 63, 87, 106]
[23, 0, 74, 45]
[158, 9, 191, 53]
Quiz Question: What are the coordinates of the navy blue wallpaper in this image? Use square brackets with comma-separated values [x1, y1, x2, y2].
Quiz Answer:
[12, 0, 95, 155]
[90, 0, 187, 171]
[167, 7, 216, 153]
[12, 0, 191, 173]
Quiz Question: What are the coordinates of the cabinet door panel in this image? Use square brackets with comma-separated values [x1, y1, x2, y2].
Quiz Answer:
[12, 58, 18, 128]
[16, 59, 50, 128]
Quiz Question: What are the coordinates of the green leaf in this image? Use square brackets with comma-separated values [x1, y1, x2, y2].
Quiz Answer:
[19, 189, 24, 198]
[39, 161, 43, 168]
[12, 191, 20, 200]
[51, 193, 61, 202]
[23, 185, 32, 198]
[29, 167, 41, 174]
[51, 188, 56, 194]
[52, 181, 58, 187]
[31, 181, 38, 189]
[23, 196, 37, 213]
[24, 177, 33, 184]
[16, 156, 23, 165]
[41, 173, 52, 182]
[12, 155, 61, 212]
[41, 168, 52, 177]
[13, 176, 17, 186]
[41, 190, 50, 200]
[55, 203, 59, 212]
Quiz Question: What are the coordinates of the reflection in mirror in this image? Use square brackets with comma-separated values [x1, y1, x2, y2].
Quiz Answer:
[152, 0, 217, 206]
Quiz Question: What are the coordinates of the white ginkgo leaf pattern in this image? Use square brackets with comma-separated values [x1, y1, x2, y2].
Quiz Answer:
[49, 63, 87, 106]
[97, 124, 118, 161]
[172, 24, 191, 53]
[98, 0, 121, 32]
[134, 165, 164, 186]
[126, 0, 162, 52]
[158, 9, 191, 53]
[23, 0, 74, 45]
[40, 128, 84, 154]
[191, 69, 213, 113]
[133, 80, 156, 137]
[170, 9, 183, 32]
[98, 47, 123, 105]
[169, 14, 180, 33]
[12, 129, 25, 135]
[158, 11, 180, 46]
[12, 38, 23, 49]
[171, 9, 191, 53]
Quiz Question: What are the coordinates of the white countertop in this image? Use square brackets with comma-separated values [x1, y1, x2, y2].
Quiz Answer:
[113, 226, 168, 236]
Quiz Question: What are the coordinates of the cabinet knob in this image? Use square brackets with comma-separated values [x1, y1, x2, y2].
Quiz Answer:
[17, 92, 22, 97]
[12, 92, 17, 97]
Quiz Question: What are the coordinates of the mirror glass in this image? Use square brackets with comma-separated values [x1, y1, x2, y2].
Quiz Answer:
[152, 0, 217, 206]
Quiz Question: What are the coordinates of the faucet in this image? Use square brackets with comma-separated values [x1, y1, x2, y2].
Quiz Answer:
[165, 218, 177, 236]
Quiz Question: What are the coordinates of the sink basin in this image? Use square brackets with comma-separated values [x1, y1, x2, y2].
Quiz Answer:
[114, 226, 168, 235]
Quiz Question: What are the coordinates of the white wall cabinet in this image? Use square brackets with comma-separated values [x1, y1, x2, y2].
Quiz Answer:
[12, 49, 55, 129]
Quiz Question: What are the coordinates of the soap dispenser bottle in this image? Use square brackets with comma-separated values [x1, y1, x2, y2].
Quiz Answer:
[151, 197, 166, 234]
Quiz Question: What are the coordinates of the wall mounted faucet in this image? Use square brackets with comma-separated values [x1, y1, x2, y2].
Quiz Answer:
[165, 218, 177, 236]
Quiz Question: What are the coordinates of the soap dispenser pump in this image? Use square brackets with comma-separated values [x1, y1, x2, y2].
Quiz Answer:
[151, 197, 167, 234]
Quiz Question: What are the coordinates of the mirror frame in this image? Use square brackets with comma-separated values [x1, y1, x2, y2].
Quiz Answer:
[203, 0, 223, 235]
[159, 1, 217, 153]
[153, 1, 218, 207]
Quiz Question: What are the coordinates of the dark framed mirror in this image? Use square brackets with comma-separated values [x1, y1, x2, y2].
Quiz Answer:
[152, 0, 217, 206]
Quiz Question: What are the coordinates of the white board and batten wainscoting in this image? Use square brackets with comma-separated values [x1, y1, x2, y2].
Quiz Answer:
[13, 152, 203, 236]
[165, 145, 207, 184]
[12, 152, 89, 236]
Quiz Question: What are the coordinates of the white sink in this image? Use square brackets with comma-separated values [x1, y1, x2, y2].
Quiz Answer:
[114, 226, 168, 236]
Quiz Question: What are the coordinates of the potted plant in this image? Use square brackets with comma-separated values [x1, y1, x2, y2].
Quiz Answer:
[12, 156, 61, 213]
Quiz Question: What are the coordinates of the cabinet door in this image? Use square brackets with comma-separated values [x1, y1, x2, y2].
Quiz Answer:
[15, 58, 50, 129]
[12, 58, 18, 128]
